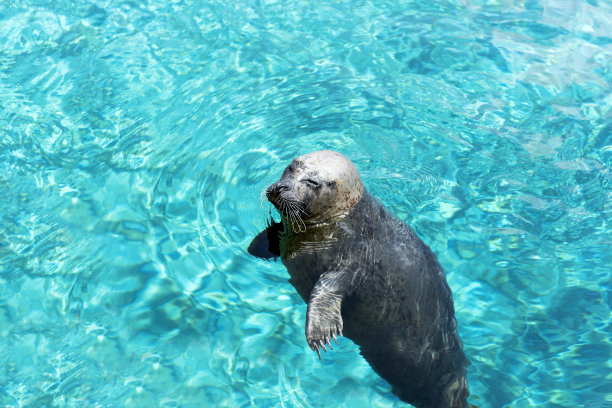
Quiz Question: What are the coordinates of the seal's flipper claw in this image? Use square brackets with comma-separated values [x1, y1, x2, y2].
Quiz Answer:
[305, 271, 346, 358]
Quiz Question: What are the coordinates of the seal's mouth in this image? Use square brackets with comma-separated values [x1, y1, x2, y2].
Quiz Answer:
[265, 182, 307, 232]
[265, 185, 283, 211]
[266, 181, 292, 211]
[266, 191, 303, 216]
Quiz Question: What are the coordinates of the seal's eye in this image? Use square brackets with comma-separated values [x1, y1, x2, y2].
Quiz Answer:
[304, 179, 320, 188]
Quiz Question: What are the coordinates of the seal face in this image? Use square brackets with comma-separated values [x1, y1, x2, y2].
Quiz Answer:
[266, 150, 363, 228]
[248, 150, 471, 408]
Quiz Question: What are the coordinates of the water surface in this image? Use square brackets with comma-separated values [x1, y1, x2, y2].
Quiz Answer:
[1, 0, 611, 407]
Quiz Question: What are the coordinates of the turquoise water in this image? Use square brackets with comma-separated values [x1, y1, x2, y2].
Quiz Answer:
[1, 0, 611, 406]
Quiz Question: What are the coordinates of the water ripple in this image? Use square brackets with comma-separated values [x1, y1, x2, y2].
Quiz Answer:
[1, 0, 611, 407]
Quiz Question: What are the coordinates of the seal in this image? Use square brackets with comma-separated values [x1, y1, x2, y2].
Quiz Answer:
[248, 150, 471, 408]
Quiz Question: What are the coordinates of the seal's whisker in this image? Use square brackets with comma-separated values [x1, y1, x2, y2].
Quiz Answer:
[293, 210, 306, 233]
[288, 211, 299, 233]
[278, 199, 291, 229]
[287, 204, 299, 233]
[281, 200, 302, 233]
[284, 200, 299, 233]
[293, 204, 307, 215]
[287, 201, 306, 232]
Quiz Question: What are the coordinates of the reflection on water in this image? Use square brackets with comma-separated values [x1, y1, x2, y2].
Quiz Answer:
[1, 0, 611, 407]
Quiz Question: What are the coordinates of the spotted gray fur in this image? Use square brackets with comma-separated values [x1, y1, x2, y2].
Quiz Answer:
[248, 150, 471, 408]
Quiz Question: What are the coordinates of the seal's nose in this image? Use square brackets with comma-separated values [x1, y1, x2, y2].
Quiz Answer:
[266, 181, 291, 204]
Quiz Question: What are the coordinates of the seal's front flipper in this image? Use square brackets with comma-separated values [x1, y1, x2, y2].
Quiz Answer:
[247, 217, 283, 260]
[305, 270, 350, 359]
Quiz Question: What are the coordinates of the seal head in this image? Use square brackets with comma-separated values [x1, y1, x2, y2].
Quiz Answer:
[266, 150, 363, 227]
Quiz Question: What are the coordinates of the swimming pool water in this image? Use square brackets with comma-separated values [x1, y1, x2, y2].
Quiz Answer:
[1, 0, 611, 407]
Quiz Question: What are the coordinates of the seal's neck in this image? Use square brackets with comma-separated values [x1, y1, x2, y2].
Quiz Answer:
[280, 212, 346, 235]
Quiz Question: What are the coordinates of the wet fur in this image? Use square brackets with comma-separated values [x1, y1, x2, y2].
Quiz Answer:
[248, 151, 470, 408]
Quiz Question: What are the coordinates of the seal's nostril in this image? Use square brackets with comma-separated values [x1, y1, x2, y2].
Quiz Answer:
[266, 183, 286, 203]
[268, 182, 290, 195]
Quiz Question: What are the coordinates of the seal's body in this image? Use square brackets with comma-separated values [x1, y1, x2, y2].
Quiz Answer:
[248, 150, 470, 408]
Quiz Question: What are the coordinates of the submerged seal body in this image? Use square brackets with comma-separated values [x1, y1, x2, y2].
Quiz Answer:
[248, 150, 470, 408]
